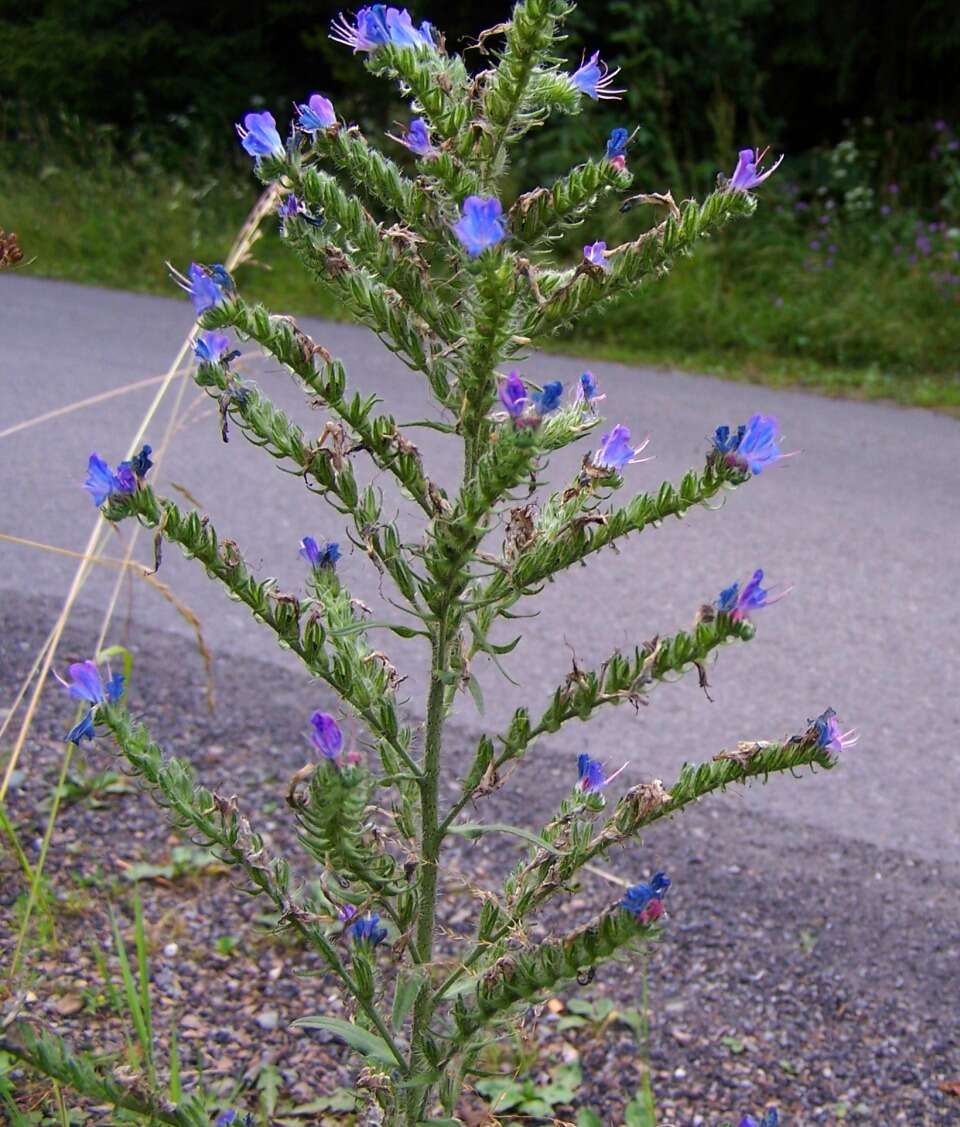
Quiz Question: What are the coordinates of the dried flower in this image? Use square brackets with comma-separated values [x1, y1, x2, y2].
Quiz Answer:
[726, 147, 783, 192]
[236, 111, 284, 159]
[310, 711, 344, 759]
[0, 229, 24, 270]
[571, 51, 625, 100]
[296, 94, 336, 132]
[453, 196, 507, 256]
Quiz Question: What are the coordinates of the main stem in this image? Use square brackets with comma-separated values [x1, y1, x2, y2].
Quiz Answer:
[405, 616, 453, 1123]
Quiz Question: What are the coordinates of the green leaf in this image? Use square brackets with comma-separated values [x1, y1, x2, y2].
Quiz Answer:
[447, 822, 561, 853]
[391, 970, 423, 1031]
[292, 1016, 396, 1066]
[466, 674, 485, 714]
[577, 1111, 603, 1127]
[625, 1093, 657, 1127]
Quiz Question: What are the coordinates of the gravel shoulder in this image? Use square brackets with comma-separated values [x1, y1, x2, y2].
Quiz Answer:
[1, 592, 958, 1126]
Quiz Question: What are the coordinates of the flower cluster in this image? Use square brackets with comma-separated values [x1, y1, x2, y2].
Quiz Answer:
[621, 872, 671, 923]
[712, 415, 782, 475]
[58, 660, 125, 744]
[496, 372, 564, 428]
[84, 446, 152, 507]
[331, 5, 434, 53]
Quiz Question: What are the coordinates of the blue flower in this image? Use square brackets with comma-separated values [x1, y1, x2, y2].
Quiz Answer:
[84, 454, 138, 507]
[570, 51, 625, 100]
[715, 568, 788, 621]
[577, 753, 606, 792]
[299, 536, 341, 570]
[531, 381, 563, 414]
[452, 196, 507, 256]
[65, 710, 97, 746]
[592, 424, 650, 471]
[349, 912, 388, 946]
[726, 147, 783, 192]
[215, 1113, 253, 1127]
[606, 127, 629, 159]
[621, 871, 670, 923]
[130, 445, 153, 479]
[173, 262, 228, 315]
[576, 371, 604, 407]
[810, 708, 858, 755]
[398, 118, 436, 158]
[295, 93, 336, 132]
[713, 414, 782, 475]
[583, 240, 610, 271]
[740, 1111, 779, 1127]
[236, 111, 284, 160]
[310, 711, 343, 759]
[59, 661, 124, 745]
[331, 5, 433, 52]
[498, 372, 528, 419]
[195, 330, 232, 365]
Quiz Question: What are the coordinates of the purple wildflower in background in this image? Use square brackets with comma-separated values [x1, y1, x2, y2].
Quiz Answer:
[726, 147, 784, 191]
[299, 536, 341, 570]
[621, 872, 670, 923]
[452, 196, 507, 256]
[740, 1111, 779, 1127]
[716, 568, 788, 622]
[398, 118, 437, 157]
[570, 51, 625, 100]
[577, 753, 606, 792]
[236, 111, 284, 159]
[349, 911, 388, 946]
[295, 94, 336, 132]
[310, 711, 343, 760]
[195, 330, 232, 365]
[84, 454, 137, 506]
[173, 262, 227, 315]
[810, 708, 858, 755]
[215, 1113, 253, 1127]
[713, 414, 782, 475]
[583, 240, 610, 271]
[592, 424, 650, 471]
[606, 127, 629, 159]
[531, 380, 563, 415]
[498, 372, 528, 418]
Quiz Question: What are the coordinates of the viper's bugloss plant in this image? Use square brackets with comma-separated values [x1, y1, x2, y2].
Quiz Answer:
[7, 3, 856, 1123]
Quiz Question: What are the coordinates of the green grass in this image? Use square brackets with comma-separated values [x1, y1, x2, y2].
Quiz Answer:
[2, 154, 957, 411]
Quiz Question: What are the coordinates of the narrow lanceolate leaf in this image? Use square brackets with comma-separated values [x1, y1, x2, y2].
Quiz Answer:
[292, 1016, 398, 1067]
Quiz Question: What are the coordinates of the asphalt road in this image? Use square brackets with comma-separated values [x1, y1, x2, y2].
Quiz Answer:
[2, 275, 958, 863]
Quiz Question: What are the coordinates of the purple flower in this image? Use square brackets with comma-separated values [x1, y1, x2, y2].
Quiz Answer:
[59, 660, 124, 745]
[715, 568, 788, 621]
[130, 445, 153, 479]
[726, 147, 783, 192]
[531, 380, 563, 415]
[452, 196, 507, 256]
[173, 262, 228, 315]
[570, 51, 625, 100]
[712, 414, 782, 475]
[195, 330, 232, 365]
[236, 111, 284, 160]
[310, 711, 343, 759]
[349, 912, 388, 946]
[84, 453, 137, 507]
[331, 5, 433, 52]
[740, 1111, 779, 1127]
[592, 424, 650, 471]
[583, 240, 610, 271]
[577, 753, 606, 792]
[398, 118, 436, 158]
[576, 371, 604, 406]
[296, 94, 336, 132]
[606, 127, 629, 159]
[498, 372, 529, 419]
[810, 708, 858, 755]
[621, 871, 670, 923]
[299, 536, 341, 570]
